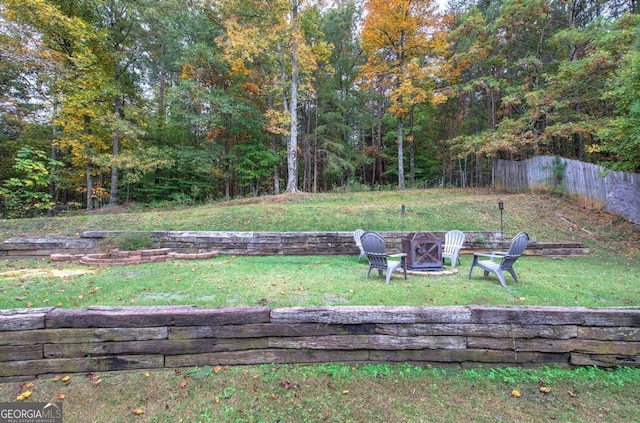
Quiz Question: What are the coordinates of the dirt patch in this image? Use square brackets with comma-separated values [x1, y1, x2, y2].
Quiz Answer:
[405, 266, 459, 277]
[0, 268, 95, 280]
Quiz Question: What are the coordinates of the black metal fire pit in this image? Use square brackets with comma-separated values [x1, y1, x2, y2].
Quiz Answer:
[402, 232, 443, 270]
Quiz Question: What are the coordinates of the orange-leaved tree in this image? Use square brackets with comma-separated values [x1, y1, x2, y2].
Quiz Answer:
[359, 0, 439, 189]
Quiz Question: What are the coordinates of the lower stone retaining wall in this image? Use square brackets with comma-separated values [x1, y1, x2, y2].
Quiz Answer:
[0, 231, 589, 258]
[0, 306, 637, 381]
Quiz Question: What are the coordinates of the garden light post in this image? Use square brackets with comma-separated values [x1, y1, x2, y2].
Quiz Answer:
[401, 204, 405, 238]
[498, 200, 504, 251]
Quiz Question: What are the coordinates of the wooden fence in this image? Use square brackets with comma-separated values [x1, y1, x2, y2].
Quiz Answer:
[493, 156, 640, 210]
[1, 305, 638, 381]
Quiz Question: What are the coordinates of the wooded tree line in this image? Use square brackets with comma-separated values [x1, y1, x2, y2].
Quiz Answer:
[0, 0, 638, 217]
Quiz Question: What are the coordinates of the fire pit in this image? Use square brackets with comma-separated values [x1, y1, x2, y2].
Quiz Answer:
[402, 232, 443, 270]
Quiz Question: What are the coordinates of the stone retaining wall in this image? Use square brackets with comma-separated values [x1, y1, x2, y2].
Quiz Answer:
[0, 231, 589, 258]
[0, 306, 637, 381]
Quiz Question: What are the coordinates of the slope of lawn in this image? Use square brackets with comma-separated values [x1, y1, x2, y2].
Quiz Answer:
[1, 189, 639, 423]
[0, 189, 635, 248]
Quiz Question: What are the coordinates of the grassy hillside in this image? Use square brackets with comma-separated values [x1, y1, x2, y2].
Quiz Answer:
[2, 189, 639, 423]
[1, 189, 638, 257]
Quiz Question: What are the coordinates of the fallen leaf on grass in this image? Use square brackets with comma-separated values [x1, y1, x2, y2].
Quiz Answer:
[61, 376, 71, 383]
[511, 390, 522, 398]
[87, 374, 102, 384]
[56, 393, 65, 400]
[539, 386, 551, 393]
[132, 408, 145, 415]
[180, 380, 188, 389]
[16, 391, 32, 401]
[214, 366, 222, 374]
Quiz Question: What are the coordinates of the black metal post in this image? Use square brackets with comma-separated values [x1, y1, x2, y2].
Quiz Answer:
[401, 204, 405, 239]
[498, 200, 504, 251]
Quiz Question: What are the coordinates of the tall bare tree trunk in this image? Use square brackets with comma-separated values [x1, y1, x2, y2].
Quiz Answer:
[397, 117, 405, 189]
[286, 0, 299, 193]
[84, 115, 93, 210]
[313, 98, 318, 193]
[157, 40, 167, 126]
[303, 100, 312, 191]
[224, 137, 231, 200]
[110, 83, 121, 206]
[49, 98, 59, 212]
[86, 166, 93, 210]
[409, 110, 415, 188]
[375, 97, 383, 186]
[262, 64, 280, 195]
[370, 117, 376, 187]
[110, 117, 119, 205]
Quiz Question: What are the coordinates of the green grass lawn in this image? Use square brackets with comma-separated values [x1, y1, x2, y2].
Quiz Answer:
[0, 253, 638, 310]
[1, 188, 638, 310]
[0, 364, 638, 423]
[1, 189, 639, 423]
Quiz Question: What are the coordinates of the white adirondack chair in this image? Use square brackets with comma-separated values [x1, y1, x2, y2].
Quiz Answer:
[442, 230, 465, 267]
[353, 229, 366, 263]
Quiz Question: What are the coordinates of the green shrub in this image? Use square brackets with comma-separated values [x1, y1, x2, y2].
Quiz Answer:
[111, 232, 155, 251]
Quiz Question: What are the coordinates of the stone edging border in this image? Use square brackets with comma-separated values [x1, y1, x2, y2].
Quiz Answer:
[50, 248, 219, 266]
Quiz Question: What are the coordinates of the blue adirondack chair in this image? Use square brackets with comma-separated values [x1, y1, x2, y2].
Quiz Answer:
[468, 231, 529, 287]
[361, 231, 407, 284]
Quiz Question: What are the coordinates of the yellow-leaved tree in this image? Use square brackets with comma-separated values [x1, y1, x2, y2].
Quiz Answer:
[214, 0, 331, 193]
[3, 0, 112, 209]
[359, 0, 439, 189]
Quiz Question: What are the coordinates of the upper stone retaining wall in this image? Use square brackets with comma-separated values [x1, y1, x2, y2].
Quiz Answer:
[0, 231, 589, 258]
[0, 305, 637, 381]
